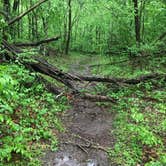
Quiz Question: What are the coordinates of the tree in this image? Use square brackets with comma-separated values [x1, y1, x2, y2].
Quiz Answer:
[65, 0, 72, 55]
[133, 0, 141, 45]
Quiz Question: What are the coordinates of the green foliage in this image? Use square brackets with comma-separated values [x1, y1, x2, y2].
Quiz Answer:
[87, 54, 166, 165]
[0, 63, 65, 165]
[109, 81, 166, 165]
[1, 0, 165, 54]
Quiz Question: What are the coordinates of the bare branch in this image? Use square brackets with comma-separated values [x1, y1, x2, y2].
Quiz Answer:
[14, 36, 60, 47]
[8, 0, 49, 26]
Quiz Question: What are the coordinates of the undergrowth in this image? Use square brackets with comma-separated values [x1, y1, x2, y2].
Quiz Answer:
[0, 63, 66, 166]
[88, 54, 166, 165]
[108, 80, 166, 165]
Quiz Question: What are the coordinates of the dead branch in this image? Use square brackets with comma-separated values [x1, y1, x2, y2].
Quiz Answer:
[62, 133, 109, 153]
[2, 39, 23, 54]
[8, 0, 49, 26]
[26, 58, 78, 92]
[74, 73, 166, 85]
[1, 40, 117, 103]
[62, 141, 108, 153]
[2, 40, 165, 104]
[14, 36, 60, 47]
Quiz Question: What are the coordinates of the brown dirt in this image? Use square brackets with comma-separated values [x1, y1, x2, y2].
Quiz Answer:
[42, 57, 116, 166]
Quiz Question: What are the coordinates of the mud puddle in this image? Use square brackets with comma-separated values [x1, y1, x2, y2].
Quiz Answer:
[42, 57, 116, 166]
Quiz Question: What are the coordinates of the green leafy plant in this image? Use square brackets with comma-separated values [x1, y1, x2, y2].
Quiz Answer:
[0, 63, 66, 165]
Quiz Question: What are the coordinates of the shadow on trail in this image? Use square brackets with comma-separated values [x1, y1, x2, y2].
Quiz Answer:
[42, 56, 116, 166]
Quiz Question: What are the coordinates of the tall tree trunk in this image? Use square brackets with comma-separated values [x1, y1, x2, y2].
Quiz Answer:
[3, 0, 10, 40]
[65, 0, 72, 55]
[12, 0, 20, 39]
[140, 0, 146, 43]
[133, 0, 141, 45]
[3, 0, 10, 18]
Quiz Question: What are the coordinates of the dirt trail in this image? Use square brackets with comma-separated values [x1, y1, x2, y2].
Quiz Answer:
[42, 57, 116, 166]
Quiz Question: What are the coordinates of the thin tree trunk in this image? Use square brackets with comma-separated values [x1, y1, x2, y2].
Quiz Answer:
[140, 0, 145, 43]
[65, 0, 72, 55]
[8, 0, 48, 26]
[12, 0, 20, 39]
[133, 0, 141, 45]
[3, 0, 10, 40]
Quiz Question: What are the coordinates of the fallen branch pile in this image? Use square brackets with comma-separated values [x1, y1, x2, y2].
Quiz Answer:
[1, 0, 165, 104]
[1, 39, 166, 103]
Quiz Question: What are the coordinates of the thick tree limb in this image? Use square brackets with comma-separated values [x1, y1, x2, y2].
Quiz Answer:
[2, 40, 165, 87]
[14, 36, 60, 47]
[74, 73, 166, 85]
[1, 40, 165, 104]
[26, 58, 78, 92]
[8, 0, 49, 26]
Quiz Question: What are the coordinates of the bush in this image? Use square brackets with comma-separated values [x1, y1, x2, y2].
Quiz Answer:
[0, 63, 65, 165]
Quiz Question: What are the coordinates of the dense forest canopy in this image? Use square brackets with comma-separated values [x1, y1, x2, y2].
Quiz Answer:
[0, 0, 166, 166]
[0, 0, 166, 54]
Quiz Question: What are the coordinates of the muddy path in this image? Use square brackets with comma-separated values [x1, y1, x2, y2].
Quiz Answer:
[42, 57, 116, 166]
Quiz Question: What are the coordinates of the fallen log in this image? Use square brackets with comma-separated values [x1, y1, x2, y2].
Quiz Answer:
[2, 39, 23, 54]
[14, 36, 60, 47]
[121, 73, 166, 84]
[26, 58, 78, 92]
[3, 40, 165, 87]
[1, 40, 165, 104]
[8, 0, 49, 26]
[74, 73, 166, 85]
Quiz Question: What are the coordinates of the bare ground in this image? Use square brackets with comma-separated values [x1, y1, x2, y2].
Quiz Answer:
[42, 56, 116, 166]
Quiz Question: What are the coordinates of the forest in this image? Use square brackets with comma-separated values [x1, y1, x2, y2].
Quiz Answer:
[0, 0, 166, 165]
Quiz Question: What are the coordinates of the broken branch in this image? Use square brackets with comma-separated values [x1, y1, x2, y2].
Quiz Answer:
[74, 73, 166, 85]
[14, 36, 60, 47]
[8, 0, 49, 26]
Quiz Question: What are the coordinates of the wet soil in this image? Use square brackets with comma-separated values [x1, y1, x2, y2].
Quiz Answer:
[42, 57, 116, 166]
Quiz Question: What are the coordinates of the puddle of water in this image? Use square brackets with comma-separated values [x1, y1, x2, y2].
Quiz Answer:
[54, 155, 77, 166]
[53, 155, 97, 166]
[87, 160, 97, 166]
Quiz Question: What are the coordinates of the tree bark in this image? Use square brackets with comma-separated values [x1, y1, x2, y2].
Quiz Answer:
[3, 0, 10, 20]
[65, 0, 72, 55]
[74, 73, 166, 85]
[133, 0, 141, 45]
[2, 40, 166, 104]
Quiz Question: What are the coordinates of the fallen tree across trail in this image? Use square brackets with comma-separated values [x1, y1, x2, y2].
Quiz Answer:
[14, 36, 60, 47]
[1, 40, 116, 103]
[1, 40, 166, 103]
[75, 73, 166, 85]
